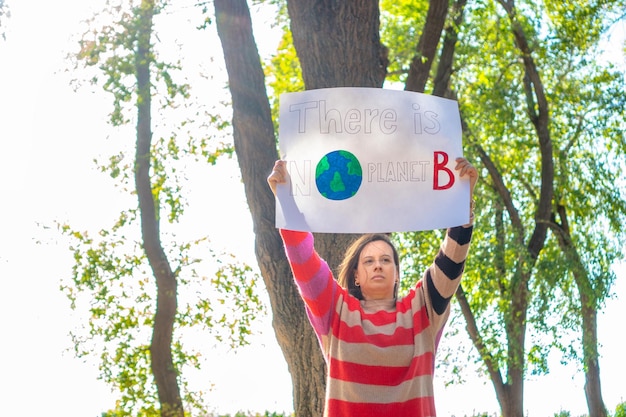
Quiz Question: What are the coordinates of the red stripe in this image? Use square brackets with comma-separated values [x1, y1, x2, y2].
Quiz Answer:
[412, 305, 430, 332]
[290, 252, 321, 284]
[361, 308, 402, 325]
[329, 351, 434, 385]
[357, 300, 429, 328]
[280, 229, 309, 245]
[327, 396, 436, 417]
[332, 305, 431, 347]
[396, 289, 418, 313]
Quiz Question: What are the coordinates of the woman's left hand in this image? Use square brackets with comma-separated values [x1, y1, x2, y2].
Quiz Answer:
[455, 157, 479, 198]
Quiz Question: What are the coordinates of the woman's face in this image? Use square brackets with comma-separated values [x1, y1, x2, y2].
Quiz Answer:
[354, 240, 398, 301]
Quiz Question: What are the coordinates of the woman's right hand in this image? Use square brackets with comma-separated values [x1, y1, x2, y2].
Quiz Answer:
[267, 160, 288, 196]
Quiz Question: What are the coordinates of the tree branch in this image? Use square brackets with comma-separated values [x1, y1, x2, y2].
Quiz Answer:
[405, 0, 449, 92]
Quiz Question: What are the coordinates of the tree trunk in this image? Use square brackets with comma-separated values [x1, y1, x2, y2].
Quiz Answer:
[216, 1, 390, 415]
[283, 0, 387, 292]
[405, 0, 449, 93]
[281, 2, 393, 409]
[214, 1, 326, 415]
[286, 0, 388, 89]
[135, 1, 183, 416]
[550, 206, 607, 417]
[456, 1, 555, 415]
[432, 0, 467, 98]
[583, 309, 606, 417]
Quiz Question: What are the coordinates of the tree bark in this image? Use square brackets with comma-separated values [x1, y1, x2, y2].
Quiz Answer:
[405, 0, 449, 93]
[279, 2, 392, 409]
[214, 1, 326, 415]
[432, 0, 467, 98]
[495, 0, 553, 260]
[286, 0, 388, 89]
[134, 1, 183, 416]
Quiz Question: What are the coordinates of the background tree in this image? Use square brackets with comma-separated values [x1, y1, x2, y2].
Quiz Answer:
[215, 1, 626, 417]
[134, 2, 184, 414]
[62, 0, 264, 415]
[448, 2, 626, 416]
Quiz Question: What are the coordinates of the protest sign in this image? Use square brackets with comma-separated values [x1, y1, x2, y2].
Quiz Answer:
[275, 87, 470, 233]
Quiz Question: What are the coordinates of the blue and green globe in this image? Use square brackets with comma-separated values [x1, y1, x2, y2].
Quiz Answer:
[315, 150, 363, 200]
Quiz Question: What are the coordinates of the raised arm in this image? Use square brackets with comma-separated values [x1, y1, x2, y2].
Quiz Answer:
[268, 160, 339, 340]
[424, 157, 478, 329]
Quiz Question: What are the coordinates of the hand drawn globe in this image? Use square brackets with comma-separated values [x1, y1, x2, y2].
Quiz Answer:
[315, 150, 363, 200]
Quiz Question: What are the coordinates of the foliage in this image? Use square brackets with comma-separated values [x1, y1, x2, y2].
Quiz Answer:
[379, 0, 429, 83]
[394, 229, 445, 290]
[62, 0, 264, 415]
[615, 402, 626, 417]
[58, 185, 264, 415]
[0, 0, 9, 40]
[264, 20, 303, 136]
[375, 0, 626, 412]
[456, 0, 626, 370]
[63, 0, 626, 415]
[389, 0, 626, 371]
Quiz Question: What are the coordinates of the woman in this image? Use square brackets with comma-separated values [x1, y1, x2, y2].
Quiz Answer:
[268, 157, 478, 417]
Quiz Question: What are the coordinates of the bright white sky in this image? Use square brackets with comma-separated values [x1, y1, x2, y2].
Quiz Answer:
[0, 1, 624, 416]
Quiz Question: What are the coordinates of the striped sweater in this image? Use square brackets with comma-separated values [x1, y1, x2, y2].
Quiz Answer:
[280, 225, 473, 417]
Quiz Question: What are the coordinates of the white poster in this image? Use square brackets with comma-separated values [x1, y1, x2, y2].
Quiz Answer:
[276, 87, 470, 233]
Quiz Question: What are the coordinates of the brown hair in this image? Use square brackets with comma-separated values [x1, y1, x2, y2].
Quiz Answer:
[337, 233, 400, 300]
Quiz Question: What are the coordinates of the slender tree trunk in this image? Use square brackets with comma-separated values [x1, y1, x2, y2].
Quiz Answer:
[214, 1, 326, 415]
[550, 206, 607, 417]
[135, 1, 183, 416]
[427, 15, 539, 415]
[495, 0, 553, 257]
[453, 2, 555, 415]
[432, 0, 467, 98]
[582, 309, 606, 417]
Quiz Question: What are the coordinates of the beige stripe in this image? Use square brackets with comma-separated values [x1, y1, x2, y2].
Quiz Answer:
[415, 284, 442, 350]
[330, 341, 415, 367]
[328, 374, 434, 404]
[430, 263, 461, 299]
[440, 234, 470, 264]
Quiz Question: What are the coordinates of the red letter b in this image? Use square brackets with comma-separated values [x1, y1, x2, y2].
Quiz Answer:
[433, 151, 454, 190]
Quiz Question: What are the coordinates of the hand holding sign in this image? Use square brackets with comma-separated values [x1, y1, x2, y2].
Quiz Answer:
[454, 156, 479, 195]
[268, 160, 288, 196]
[274, 88, 475, 233]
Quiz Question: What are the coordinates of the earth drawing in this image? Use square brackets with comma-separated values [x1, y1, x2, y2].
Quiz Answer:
[315, 150, 363, 200]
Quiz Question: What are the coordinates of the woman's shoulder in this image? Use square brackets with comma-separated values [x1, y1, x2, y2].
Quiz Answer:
[398, 283, 427, 310]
